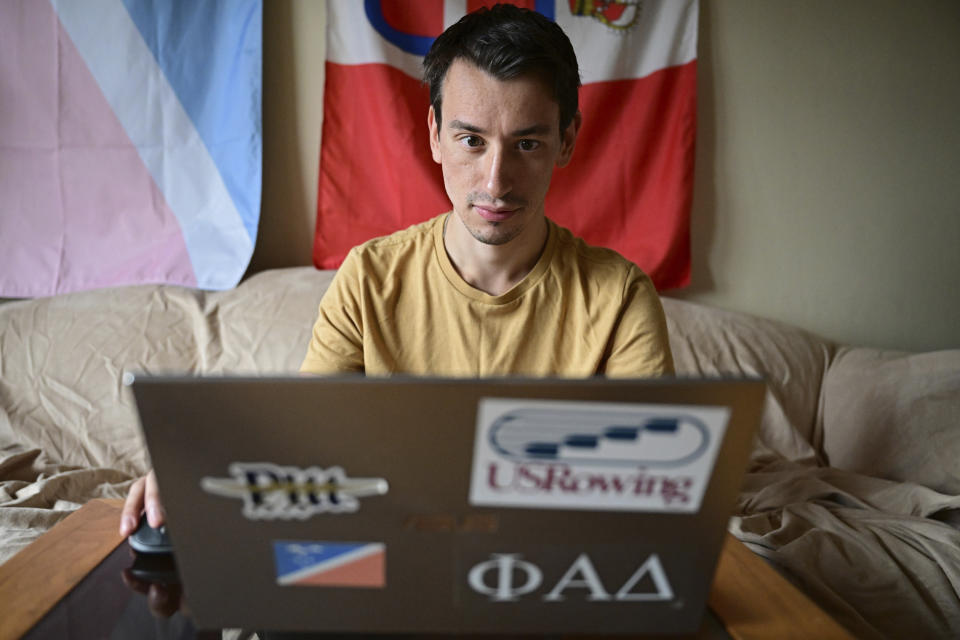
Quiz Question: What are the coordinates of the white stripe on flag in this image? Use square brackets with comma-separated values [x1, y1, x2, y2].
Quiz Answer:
[277, 543, 384, 586]
[558, 0, 698, 84]
[327, 0, 425, 80]
[51, 0, 253, 290]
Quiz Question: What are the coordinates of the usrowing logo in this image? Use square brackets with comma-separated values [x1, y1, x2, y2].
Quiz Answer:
[470, 399, 729, 513]
[488, 407, 711, 467]
[201, 463, 388, 520]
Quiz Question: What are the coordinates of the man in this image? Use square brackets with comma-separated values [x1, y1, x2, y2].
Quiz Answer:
[300, 4, 673, 378]
[121, 4, 672, 537]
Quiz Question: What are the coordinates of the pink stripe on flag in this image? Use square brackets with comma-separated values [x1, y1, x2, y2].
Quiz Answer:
[54, 13, 197, 293]
[0, 0, 63, 297]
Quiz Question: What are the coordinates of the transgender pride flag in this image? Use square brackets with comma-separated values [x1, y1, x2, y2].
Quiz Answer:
[0, 1, 262, 297]
[316, 0, 697, 291]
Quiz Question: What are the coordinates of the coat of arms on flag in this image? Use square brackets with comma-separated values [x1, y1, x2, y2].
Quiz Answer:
[316, 0, 697, 290]
[274, 541, 386, 588]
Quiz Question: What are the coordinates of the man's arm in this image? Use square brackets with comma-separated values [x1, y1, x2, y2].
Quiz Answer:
[300, 249, 366, 375]
[602, 266, 675, 377]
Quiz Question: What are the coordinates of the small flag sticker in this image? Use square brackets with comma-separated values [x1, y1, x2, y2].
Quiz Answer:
[273, 540, 386, 588]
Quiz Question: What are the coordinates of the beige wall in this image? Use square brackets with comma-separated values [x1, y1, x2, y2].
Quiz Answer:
[251, 0, 960, 353]
[672, 0, 960, 352]
[249, 0, 325, 272]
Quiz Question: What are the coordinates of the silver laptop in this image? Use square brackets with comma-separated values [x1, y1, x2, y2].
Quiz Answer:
[130, 376, 764, 634]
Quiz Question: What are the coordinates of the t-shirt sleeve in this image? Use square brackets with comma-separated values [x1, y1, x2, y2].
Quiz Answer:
[299, 249, 366, 375]
[603, 266, 675, 377]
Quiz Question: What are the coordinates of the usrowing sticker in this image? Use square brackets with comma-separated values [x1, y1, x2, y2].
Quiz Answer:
[200, 463, 388, 519]
[469, 399, 729, 513]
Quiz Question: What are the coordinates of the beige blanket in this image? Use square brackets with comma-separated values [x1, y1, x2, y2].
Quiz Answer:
[2, 267, 958, 638]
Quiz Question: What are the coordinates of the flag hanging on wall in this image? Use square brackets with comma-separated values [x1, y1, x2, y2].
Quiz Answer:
[316, 0, 696, 290]
[0, 0, 262, 297]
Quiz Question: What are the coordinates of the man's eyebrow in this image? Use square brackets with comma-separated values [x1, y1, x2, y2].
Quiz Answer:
[448, 119, 484, 133]
[447, 120, 553, 137]
[511, 124, 553, 137]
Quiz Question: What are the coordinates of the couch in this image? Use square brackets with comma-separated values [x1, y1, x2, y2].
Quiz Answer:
[1, 266, 958, 638]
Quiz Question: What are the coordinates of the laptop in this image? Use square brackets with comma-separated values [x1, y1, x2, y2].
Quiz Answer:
[129, 375, 764, 635]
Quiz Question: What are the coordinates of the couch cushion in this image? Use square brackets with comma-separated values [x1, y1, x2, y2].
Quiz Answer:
[662, 298, 834, 467]
[821, 347, 960, 494]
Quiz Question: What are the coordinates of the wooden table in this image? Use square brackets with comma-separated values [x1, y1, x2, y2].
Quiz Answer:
[0, 499, 854, 640]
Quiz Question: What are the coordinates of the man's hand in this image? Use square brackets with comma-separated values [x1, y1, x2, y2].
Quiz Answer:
[120, 469, 165, 537]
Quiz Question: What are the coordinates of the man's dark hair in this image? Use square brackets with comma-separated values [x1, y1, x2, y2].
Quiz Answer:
[423, 4, 581, 132]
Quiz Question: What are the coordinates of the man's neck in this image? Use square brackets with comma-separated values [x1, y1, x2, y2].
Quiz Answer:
[443, 213, 549, 296]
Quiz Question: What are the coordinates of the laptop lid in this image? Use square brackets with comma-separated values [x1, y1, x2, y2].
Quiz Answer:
[130, 376, 764, 634]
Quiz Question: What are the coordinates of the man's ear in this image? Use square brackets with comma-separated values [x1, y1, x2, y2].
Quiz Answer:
[556, 111, 582, 168]
[428, 105, 442, 164]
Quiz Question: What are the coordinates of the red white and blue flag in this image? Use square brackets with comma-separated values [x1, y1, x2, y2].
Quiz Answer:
[316, 0, 697, 290]
[0, 0, 262, 297]
[273, 540, 386, 588]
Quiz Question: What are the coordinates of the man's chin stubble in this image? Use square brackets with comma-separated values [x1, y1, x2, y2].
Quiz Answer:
[467, 222, 522, 246]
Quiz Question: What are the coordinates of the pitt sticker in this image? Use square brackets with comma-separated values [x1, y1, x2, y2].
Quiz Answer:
[273, 541, 386, 588]
[469, 399, 729, 513]
[200, 463, 388, 519]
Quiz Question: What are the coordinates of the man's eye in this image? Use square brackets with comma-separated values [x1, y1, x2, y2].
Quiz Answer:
[460, 136, 483, 148]
[518, 139, 540, 151]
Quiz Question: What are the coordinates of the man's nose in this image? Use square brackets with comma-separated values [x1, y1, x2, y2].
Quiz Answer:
[484, 148, 512, 199]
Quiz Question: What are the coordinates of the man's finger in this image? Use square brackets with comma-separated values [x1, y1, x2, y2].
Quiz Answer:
[120, 476, 146, 537]
[144, 470, 166, 528]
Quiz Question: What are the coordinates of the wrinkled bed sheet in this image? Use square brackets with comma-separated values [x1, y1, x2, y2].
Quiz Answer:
[1, 267, 958, 638]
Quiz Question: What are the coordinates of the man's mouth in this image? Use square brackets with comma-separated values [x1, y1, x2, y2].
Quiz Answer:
[473, 205, 519, 223]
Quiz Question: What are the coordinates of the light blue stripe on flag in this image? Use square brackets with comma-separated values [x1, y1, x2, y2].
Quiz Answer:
[121, 0, 263, 244]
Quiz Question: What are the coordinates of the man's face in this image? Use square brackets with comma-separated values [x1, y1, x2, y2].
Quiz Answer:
[428, 59, 578, 247]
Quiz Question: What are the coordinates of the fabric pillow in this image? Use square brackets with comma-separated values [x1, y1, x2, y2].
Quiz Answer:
[0, 267, 334, 477]
[821, 347, 960, 494]
[662, 298, 834, 467]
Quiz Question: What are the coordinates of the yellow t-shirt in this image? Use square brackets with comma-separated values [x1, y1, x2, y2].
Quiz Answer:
[301, 214, 673, 377]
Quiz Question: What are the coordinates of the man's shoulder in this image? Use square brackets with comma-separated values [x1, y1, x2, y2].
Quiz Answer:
[348, 214, 444, 265]
[549, 220, 647, 283]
